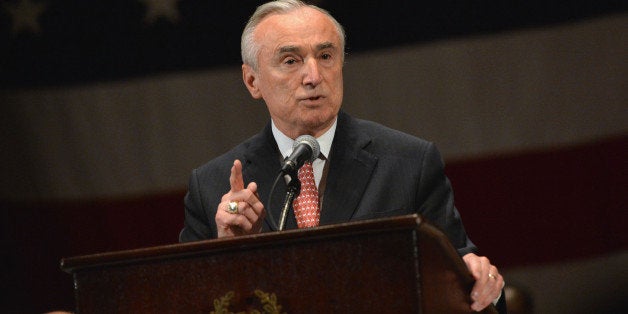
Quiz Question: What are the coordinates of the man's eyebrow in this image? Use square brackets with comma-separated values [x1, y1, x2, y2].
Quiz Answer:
[316, 42, 335, 50]
[278, 45, 300, 54]
[277, 42, 337, 54]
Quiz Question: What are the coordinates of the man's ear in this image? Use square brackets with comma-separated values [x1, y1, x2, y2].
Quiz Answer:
[242, 64, 262, 99]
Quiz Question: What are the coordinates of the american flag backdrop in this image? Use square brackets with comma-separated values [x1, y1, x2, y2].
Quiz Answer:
[2, 0, 625, 87]
[1, 1, 627, 313]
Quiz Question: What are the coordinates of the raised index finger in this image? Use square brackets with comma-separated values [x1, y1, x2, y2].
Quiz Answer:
[230, 159, 245, 192]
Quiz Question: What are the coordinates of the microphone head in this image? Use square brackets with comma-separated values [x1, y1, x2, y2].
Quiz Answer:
[293, 135, 320, 162]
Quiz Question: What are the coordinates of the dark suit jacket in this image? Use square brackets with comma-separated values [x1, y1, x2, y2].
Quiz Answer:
[180, 111, 477, 256]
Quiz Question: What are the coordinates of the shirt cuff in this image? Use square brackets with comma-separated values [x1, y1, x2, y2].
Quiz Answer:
[492, 281, 505, 305]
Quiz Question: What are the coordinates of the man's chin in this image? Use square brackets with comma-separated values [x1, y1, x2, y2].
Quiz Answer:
[299, 118, 335, 136]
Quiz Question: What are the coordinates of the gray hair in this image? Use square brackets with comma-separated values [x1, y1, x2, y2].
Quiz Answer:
[241, 0, 346, 70]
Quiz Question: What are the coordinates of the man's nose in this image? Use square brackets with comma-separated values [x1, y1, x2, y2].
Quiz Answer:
[302, 58, 322, 86]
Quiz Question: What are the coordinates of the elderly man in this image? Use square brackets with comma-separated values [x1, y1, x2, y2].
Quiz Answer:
[180, 1, 505, 312]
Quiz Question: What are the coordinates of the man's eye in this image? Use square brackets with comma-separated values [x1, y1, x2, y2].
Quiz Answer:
[321, 53, 332, 60]
[284, 58, 298, 65]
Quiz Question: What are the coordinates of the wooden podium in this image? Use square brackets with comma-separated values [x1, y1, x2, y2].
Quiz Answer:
[61, 214, 496, 313]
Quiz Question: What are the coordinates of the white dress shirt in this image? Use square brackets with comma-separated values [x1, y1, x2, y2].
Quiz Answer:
[271, 118, 337, 188]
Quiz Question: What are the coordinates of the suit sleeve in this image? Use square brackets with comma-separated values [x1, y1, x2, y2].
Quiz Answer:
[179, 168, 216, 242]
[416, 142, 477, 256]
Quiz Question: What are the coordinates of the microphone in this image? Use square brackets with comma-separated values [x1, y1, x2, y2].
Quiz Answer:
[281, 135, 320, 174]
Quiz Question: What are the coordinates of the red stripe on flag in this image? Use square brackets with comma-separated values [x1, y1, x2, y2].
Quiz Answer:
[447, 135, 628, 267]
[3, 191, 185, 312]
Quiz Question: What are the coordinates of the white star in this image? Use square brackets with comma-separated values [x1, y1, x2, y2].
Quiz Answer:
[138, 0, 180, 25]
[4, 0, 48, 35]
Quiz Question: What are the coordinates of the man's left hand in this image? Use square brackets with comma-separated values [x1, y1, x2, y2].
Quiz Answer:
[462, 253, 504, 312]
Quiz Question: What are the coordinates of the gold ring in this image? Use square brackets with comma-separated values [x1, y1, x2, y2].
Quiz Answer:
[227, 201, 239, 214]
[488, 273, 497, 280]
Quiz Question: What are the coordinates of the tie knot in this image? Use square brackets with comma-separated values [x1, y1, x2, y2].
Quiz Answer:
[298, 161, 314, 177]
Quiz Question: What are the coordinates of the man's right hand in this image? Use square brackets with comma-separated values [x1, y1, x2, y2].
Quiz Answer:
[215, 159, 266, 237]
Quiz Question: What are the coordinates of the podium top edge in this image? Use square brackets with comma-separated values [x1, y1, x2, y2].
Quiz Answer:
[60, 214, 426, 273]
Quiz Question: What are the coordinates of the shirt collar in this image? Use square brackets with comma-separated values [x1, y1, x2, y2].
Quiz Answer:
[271, 118, 337, 160]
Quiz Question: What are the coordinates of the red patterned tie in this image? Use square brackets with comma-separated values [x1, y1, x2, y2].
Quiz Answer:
[293, 161, 320, 228]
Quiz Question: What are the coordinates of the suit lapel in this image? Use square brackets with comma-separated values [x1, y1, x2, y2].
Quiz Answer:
[320, 112, 378, 225]
[241, 123, 294, 231]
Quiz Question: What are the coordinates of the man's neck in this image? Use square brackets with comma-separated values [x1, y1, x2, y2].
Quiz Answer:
[271, 118, 337, 161]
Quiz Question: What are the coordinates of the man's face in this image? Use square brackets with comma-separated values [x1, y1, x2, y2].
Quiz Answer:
[242, 7, 344, 139]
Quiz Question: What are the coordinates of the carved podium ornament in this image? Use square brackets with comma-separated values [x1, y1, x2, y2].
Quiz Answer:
[211, 290, 286, 314]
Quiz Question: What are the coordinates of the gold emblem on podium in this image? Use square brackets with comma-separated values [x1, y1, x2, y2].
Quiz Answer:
[211, 289, 285, 314]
